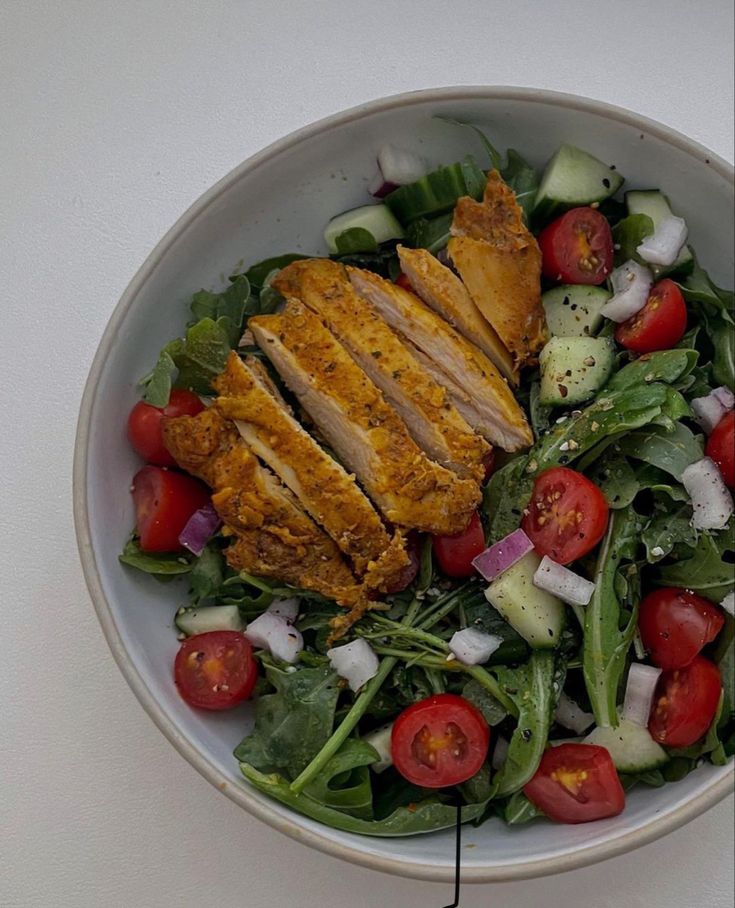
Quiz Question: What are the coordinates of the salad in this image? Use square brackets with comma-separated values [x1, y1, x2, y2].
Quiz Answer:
[120, 124, 734, 836]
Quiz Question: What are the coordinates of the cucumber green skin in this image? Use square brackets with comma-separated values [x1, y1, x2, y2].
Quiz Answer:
[484, 552, 565, 649]
[625, 190, 694, 277]
[533, 145, 624, 222]
[542, 285, 611, 337]
[584, 719, 668, 772]
[385, 158, 485, 224]
[539, 336, 615, 407]
[175, 605, 244, 636]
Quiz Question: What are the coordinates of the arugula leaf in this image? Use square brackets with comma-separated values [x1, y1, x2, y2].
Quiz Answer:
[642, 503, 697, 562]
[500, 149, 539, 221]
[330, 244, 400, 279]
[119, 539, 192, 575]
[499, 790, 544, 825]
[141, 350, 177, 407]
[612, 213, 654, 267]
[188, 542, 225, 605]
[616, 422, 703, 481]
[334, 227, 378, 255]
[583, 507, 643, 727]
[234, 659, 340, 780]
[301, 739, 376, 820]
[189, 274, 251, 347]
[696, 304, 734, 390]
[244, 254, 309, 291]
[607, 349, 697, 391]
[714, 616, 734, 754]
[462, 679, 509, 726]
[587, 451, 640, 510]
[678, 261, 735, 311]
[405, 212, 452, 253]
[490, 652, 556, 797]
[657, 527, 735, 602]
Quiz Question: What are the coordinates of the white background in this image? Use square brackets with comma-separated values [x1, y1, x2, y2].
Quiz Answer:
[2, 1, 733, 906]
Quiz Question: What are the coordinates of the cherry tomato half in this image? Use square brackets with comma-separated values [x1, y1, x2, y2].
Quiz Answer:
[638, 587, 725, 671]
[382, 533, 421, 595]
[614, 279, 687, 353]
[523, 744, 625, 824]
[481, 449, 497, 483]
[432, 512, 486, 578]
[707, 411, 735, 489]
[174, 631, 258, 710]
[391, 694, 490, 788]
[521, 467, 609, 565]
[127, 389, 205, 466]
[538, 207, 614, 285]
[649, 656, 722, 748]
[132, 465, 211, 552]
[395, 272, 414, 292]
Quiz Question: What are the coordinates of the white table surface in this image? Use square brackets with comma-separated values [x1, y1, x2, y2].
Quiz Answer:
[2, 1, 733, 905]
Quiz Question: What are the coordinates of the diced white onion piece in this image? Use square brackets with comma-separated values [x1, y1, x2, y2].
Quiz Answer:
[682, 457, 734, 529]
[636, 216, 688, 267]
[601, 260, 654, 323]
[245, 612, 303, 664]
[691, 387, 734, 434]
[491, 735, 510, 771]
[372, 143, 427, 192]
[554, 692, 595, 734]
[721, 592, 734, 616]
[533, 556, 596, 606]
[363, 724, 393, 773]
[267, 597, 300, 623]
[449, 628, 503, 666]
[327, 639, 379, 692]
[622, 663, 662, 727]
[472, 528, 534, 582]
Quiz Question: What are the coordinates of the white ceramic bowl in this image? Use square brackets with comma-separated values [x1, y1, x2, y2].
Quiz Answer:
[74, 87, 734, 882]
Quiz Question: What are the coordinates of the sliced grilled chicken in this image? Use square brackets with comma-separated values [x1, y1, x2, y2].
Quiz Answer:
[249, 299, 481, 535]
[396, 246, 517, 384]
[161, 408, 359, 602]
[347, 267, 532, 452]
[213, 351, 397, 576]
[449, 171, 546, 368]
[272, 259, 489, 482]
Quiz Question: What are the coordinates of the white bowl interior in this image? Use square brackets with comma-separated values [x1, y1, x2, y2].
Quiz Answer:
[78, 89, 734, 882]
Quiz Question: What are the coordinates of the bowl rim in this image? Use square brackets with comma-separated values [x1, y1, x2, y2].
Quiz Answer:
[73, 85, 734, 884]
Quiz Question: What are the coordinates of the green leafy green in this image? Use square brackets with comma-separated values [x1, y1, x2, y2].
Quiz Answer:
[607, 350, 697, 391]
[499, 149, 539, 221]
[587, 451, 640, 509]
[244, 254, 309, 291]
[141, 350, 177, 407]
[189, 274, 252, 347]
[334, 227, 378, 255]
[119, 539, 192, 575]
[462, 679, 509, 726]
[490, 652, 556, 797]
[188, 542, 225, 605]
[330, 245, 400, 279]
[405, 212, 452, 253]
[612, 214, 654, 267]
[499, 790, 544, 825]
[234, 659, 339, 779]
[642, 504, 697, 562]
[616, 422, 703, 481]
[657, 527, 735, 602]
[584, 508, 643, 727]
[301, 739, 377, 819]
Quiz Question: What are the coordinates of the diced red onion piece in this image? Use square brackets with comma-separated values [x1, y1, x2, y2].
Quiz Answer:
[368, 171, 399, 198]
[601, 260, 654, 323]
[327, 639, 379, 692]
[554, 692, 595, 735]
[682, 457, 734, 529]
[491, 735, 510, 770]
[622, 663, 662, 727]
[449, 628, 503, 666]
[720, 592, 734, 616]
[636, 216, 688, 267]
[472, 528, 534, 581]
[267, 598, 300, 623]
[532, 556, 596, 606]
[369, 144, 426, 198]
[691, 386, 734, 434]
[178, 503, 221, 556]
[245, 612, 303, 664]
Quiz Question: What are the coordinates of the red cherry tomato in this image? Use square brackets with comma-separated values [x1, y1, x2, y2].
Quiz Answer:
[523, 744, 625, 824]
[174, 631, 258, 710]
[395, 272, 414, 292]
[706, 411, 735, 489]
[614, 279, 687, 353]
[538, 207, 614, 285]
[132, 465, 210, 552]
[432, 512, 486, 578]
[127, 389, 205, 466]
[638, 587, 725, 670]
[521, 467, 609, 565]
[481, 449, 496, 483]
[391, 694, 490, 788]
[649, 656, 722, 748]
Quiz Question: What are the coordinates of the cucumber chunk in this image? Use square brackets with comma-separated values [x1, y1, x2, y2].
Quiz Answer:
[384, 157, 485, 223]
[584, 719, 668, 773]
[324, 204, 403, 254]
[534, 145, 624, 221]
[484, 551, 565, 649]
[625, 190, 694, 275]
[542, 284, 611, 337]
[175, 605, 244, 636]
[539, 336, 615, 407]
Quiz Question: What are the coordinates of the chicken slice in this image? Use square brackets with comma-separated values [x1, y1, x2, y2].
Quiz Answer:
[396, 246, 517, 384]
[213, 350, 398, 577]
[347, 267, 532, 452]
[449, 171, 546, 368]
[272, 259, 489, 483]
[249, 299, 481, 535]
[161, 408, 359, 601]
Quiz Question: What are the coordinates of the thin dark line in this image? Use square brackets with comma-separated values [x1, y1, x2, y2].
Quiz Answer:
[441, 804, 462, 908]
